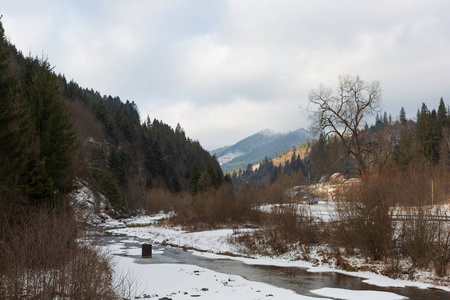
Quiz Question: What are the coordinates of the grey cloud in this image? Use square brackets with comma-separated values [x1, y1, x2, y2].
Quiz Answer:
[2, 0, 450, 149]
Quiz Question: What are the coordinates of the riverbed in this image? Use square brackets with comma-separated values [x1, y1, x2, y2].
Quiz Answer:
[95, 228, 450, 300]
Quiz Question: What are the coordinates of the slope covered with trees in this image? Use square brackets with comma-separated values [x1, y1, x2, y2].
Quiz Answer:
[232, 97, 450, 188]
[211, 128, 313, 173]
[61, 77, 222, 214]
[0, 18, 224, 298]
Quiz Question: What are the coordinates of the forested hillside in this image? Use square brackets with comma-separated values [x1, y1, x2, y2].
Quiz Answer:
[61, 78, 223, 214]
[2, 21, 223, 215]
[0, 19, 225, 298]
[211, 128, 313, 173]
[232, 101, 450, 188]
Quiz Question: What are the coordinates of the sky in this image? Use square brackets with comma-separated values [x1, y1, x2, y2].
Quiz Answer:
[2, 0, 450, 150]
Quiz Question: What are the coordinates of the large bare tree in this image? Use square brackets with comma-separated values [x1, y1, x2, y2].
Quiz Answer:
[307, 74, 382, 178]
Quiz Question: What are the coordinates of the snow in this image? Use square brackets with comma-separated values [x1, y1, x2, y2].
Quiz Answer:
[104, 220, 415, 300]
[259, 201, 339, 222]
[71, 182, 112, 225]
[260, 129, 276, 137]
[113, 256, 325, 300]
[108, 225, 240, 255]
[218, 151, 245, 165]
[311, 288, 407, 300]
[106, 218, 450, 293]
[102, 230, 323, 299]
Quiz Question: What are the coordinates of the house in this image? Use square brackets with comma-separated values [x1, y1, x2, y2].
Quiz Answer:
[330, 172, 345, 183]
[287, 186, 302, 201]
[319, 175, 330, 183]
[287, 190, 300, 201]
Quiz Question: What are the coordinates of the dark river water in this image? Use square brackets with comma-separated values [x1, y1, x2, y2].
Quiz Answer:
[93, 228, 450, 300]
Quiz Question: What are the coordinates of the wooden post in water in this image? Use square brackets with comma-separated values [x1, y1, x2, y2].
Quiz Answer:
[142, 244, 152, 258]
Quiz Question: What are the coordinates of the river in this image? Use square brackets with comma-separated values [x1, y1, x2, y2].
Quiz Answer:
[93, 228, 450, 300]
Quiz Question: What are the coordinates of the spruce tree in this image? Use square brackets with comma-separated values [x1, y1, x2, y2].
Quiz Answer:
[189, 162, 200, 196]
[383, 111, 388, 124]
[0, 19, 34, 193]
[21, 57, 76, 201]
[437, 98, 447, 128]
[399, 107, 407, 124]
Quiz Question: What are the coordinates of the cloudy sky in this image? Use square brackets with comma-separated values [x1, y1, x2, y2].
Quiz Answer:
[2, 1, 450, 150]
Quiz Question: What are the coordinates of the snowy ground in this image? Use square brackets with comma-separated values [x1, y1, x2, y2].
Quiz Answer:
[109, 247, 408, 300]
[259, 201, 338, 222]
[73, 180, 450, 299]
[100, 215, 449, 299]
[114, 255, 324, 300]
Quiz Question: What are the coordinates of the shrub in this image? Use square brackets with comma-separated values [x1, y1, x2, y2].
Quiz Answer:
[0, 201, 118, 299]
[330, 175, 395, 261]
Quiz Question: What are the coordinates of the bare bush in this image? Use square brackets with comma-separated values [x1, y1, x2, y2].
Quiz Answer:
[145, 188, 177, 214]
[394, 167, 450, 274]
[330, 175, 395, 261]
[169, 184, 261, 229]
[269, 204, 319, 246]
[329, 166, 450, 277]
[0, 202, 118, 299]
[231, 203, 319, 255]
[399, 205, 436, 269]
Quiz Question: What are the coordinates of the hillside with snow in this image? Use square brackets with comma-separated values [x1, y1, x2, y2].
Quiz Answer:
[210, 128, 313, 172]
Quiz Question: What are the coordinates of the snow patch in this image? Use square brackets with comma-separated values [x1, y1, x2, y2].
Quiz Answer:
[218, 151, 246, 165]
[71, 182, 112, 225]
[259, 129, 276, 137]
[311, 287, 407, 300]
[112, 256, 326, 300]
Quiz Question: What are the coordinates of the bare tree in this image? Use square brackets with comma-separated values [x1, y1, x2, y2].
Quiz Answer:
[307, 74, 382, 178]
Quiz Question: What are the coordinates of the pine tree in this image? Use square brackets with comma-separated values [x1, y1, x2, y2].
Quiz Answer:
[399, 107, 407, 125]
[223, 173, 232, 185]
[430, 109, 441, 163]
[437, 98, 447, 128]
[108, 147, 130, 187]
[189, 162, 201, 196]
[270, 165, 279, 184]
[393, 127, 414, 168]
[21, 57, 76, 201]
[309, 133, 327, 177]
[416, 103, 442, 164]
[0, 19, 34, 192]
[164, 161, 181, 193]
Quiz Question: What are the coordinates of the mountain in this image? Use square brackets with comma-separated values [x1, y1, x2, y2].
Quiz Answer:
[210, 128, 314, 173]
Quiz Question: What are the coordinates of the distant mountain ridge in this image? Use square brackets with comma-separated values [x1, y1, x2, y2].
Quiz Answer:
[210, 128, 314, 173]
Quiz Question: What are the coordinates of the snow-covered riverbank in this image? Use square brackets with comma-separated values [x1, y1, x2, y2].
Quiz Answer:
[101, 215, 450, 299]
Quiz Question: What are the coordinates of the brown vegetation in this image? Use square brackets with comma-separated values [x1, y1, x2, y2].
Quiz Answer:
[156, 164, 450, 279]
[253, 147, 309, 171]
[329, 167, 450, 277]
[0, 198, 119, 299]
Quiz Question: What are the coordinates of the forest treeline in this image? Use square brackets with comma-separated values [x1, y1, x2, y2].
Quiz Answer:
[0, 23, 223, 214]
[61, 78, 224, 214]
[232, 99, 450, 188]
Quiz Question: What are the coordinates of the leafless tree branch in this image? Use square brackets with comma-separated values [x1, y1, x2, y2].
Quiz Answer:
[307, 74, 382, 178]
